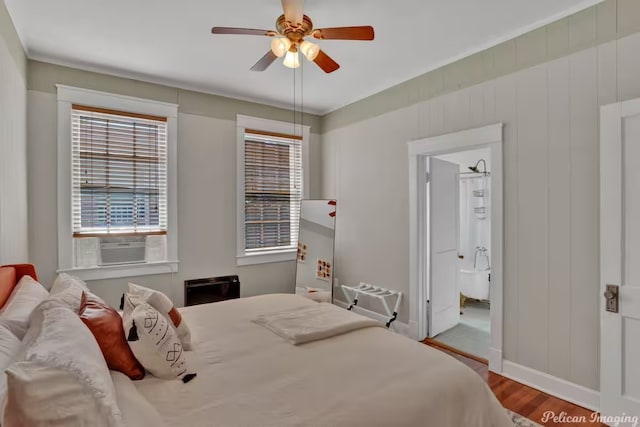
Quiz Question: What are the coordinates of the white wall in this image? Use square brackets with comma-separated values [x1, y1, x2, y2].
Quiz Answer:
[321, 32, 640, 391]
[26, 62, 322, 308]
[0, 0, 28, 264]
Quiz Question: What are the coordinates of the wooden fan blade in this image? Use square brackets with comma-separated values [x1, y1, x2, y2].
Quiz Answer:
[313, 50, 340, 74]
[312, 26, 375, 41]
[281, 0, 304, 24]
[251, 50, 278, 71]
[211, 27, 274, 36]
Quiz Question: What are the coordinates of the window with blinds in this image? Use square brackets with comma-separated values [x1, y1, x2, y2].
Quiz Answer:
[244, 130, 302, 252]
[71, 105, 168, 236]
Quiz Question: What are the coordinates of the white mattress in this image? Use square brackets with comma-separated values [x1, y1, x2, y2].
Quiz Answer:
[134, 294, 512, 427]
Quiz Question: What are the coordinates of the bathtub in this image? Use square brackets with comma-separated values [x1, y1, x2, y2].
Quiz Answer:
[459, 269, 490, 301]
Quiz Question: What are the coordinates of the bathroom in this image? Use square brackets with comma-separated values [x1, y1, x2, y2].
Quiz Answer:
[432, 147, 491, 360]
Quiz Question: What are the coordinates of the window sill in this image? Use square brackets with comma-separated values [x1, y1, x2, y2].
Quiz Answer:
[57, 260, 179, 281]
[236, 250, 295, 266]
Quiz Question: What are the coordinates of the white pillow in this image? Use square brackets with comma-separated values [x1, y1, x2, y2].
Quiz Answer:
[123, 302, 194, 381]
[125, 283, 192, 350]
[0, 275, 49, 339]
[50, 272, 89, 294]
[0, 325, 20, 369]
[110, 371, 166, 427]
[3, 303, 122, 427]
[49, 273, 88, 313]
[0, 325, 21, 415]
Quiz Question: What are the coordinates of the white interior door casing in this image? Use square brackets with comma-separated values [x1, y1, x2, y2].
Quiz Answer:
[600, 98, 640, 420]
[408, 123, 503, 371]
[427, 157, 460, 337]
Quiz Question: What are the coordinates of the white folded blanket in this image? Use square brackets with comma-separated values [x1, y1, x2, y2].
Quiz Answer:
[252, 303, 382, 344]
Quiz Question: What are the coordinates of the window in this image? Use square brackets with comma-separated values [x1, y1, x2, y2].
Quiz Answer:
[57, 85, 178, 280]
[71, 106, 167, 236]
[237, 115, 309, 265]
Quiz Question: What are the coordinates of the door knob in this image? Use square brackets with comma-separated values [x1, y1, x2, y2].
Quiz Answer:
[604, 284, 619, 313]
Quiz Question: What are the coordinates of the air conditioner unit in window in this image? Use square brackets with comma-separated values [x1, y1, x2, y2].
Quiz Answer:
[74, 235, 167, 267]
[100, 236, 146, 265]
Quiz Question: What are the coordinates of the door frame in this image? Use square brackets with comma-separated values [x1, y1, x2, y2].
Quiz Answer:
[408, 123, 504, 373]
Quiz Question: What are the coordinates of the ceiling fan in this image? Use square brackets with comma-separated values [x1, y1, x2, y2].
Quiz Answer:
[211, 0, 374, 73]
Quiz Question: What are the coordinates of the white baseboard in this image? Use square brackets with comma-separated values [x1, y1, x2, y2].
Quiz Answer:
[408, 320, 420, 340]
[502, 361, 600, 411]
[488, 347, 502, 373]
[333, 300, 410, 337]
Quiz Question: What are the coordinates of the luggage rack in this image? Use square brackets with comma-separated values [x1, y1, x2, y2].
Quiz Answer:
[340, 282, 402, 328]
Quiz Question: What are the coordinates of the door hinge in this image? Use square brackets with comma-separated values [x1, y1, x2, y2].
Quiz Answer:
[426, 172, 430, 183]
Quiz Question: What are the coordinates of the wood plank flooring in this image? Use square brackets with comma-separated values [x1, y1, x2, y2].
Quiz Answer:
[423, 340, 606, 426]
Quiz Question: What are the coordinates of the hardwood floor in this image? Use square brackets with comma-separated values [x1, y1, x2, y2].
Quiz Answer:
[423, 340, 606, 427]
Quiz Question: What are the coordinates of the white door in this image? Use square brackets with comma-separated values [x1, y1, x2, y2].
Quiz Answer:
[601, 98, 640, 421]
[427, 157, 460, 337]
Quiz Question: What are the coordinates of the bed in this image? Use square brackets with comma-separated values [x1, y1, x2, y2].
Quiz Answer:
[0, 264, 512, 427]
[134, 293, 512, 427]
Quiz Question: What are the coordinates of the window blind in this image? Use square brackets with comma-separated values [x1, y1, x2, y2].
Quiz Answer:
[244, 131, 302, 251]
[71, 105, 168, 236]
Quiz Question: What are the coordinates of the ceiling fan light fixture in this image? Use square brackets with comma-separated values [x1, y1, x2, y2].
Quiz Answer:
[270, 37, 291, 58]
[283, 50, 300, 68]
[299, 40, 319, 61]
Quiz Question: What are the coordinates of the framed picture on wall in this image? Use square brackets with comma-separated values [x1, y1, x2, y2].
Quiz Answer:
[316, 259, 332, 281]
[297, 242, 307, 263]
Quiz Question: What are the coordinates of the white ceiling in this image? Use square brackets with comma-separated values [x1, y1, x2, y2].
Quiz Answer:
[6, 0, 602, 115]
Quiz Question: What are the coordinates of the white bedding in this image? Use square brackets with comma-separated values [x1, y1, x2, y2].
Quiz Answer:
[252, 302, 381, 344]
[134, 294, 513, 427]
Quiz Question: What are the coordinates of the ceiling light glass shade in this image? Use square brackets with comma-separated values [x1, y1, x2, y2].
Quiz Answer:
[283, 50, 300, 68]
[270, 37, 292, 58]
[299, 40, 320, 61]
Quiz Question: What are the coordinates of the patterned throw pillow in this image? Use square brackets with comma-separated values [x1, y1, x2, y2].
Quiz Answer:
[124, 283, 192, 350]
[122, 300, 196, 382]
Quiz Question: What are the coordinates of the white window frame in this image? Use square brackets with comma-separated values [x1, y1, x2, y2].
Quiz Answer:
[236, 114, 309, 266]
[56, 85, 179, 280]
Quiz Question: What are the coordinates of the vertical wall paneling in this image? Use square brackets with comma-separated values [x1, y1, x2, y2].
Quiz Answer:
[569, 49, 600, 390]
[443, 91, 471, 134]
[482, 83, 496, 124]
[515, 65, 550, 372]
[428, 96, 446, 137]
[469, 85, 485, 128]
[494, 75, 519, 361]
[617, 34, 640, 102]
[417, 101, 430, 139]
[597, 41, 618, 106]
[546, 58, 572, 379]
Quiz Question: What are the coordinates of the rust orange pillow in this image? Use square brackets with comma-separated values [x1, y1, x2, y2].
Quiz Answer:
[79, 291, 145, 380]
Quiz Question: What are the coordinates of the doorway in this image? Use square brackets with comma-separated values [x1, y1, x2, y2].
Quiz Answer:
[428, 148, 492, 360]
[408, 124, 504, 373]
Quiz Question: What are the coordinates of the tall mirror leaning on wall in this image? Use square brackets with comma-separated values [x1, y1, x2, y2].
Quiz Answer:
[294, 200, 337, 303]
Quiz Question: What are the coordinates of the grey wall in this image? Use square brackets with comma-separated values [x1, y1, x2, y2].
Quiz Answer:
[321, 0, 640, 391]
[27, 61, 322, 308]
[0, 0, 28, 264]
